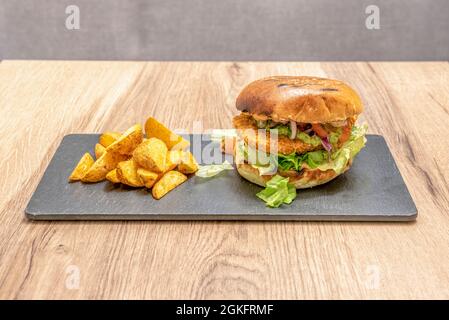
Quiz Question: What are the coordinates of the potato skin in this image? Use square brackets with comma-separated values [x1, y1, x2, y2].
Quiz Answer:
[145, 117, 189, 150]
[152, 171, 187, 199]
[81, 151, 128, 183]
[69, 153, 94, 182]
[95, 143, 106, 159]
[105, 169, 120, 184]
[116, 160, 144, 187]
[166, 150, 182, 171]
[99, 132, 121, 148]
[106, 124, 143, 155]
[170, 139, 190, 151]
[136, 168, 159, 188]
[177, 151, 199, 174]
[132, 138, 167, 173]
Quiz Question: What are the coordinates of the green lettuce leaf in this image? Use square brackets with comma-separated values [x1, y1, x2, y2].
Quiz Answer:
[277, 153, 302, 171]
[277, 124, 367, 173]
[303, 150, 328, 169]
[277, 150, 328, 171]
[256, 175, 297, 208]
[315, 124, 367, 174]
[195, 160, 234, 178]
[284, 183, 297, 204]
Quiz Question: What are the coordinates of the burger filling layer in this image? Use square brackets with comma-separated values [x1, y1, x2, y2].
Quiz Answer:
[234, 113, 367, 176]
[233, 113, 356, 151]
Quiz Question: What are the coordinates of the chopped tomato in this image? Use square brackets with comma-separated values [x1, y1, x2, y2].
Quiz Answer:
[339, 125, 351, 144]
[311, 124, 328, 139]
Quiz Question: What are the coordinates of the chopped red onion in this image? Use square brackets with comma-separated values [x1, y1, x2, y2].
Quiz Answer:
[289, 120, 297, 139]
[321, 136, 332, 152]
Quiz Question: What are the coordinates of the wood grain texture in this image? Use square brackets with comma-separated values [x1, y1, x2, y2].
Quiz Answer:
[0, 61, 448, 299]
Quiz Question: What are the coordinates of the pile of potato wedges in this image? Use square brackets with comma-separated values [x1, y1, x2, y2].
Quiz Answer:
[69, 117, 198, 199]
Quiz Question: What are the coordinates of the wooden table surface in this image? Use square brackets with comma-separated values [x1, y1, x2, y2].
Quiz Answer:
[0, 61, 448, 299]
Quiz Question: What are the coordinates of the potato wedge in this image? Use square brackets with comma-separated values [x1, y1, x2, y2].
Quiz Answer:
[152, 171, 187, 200]
[116, 160, 144, 187]
[132, 138, 167, 173]
[95, 143, 106, 159]
[68, 153, 94, 182]
[105, 169, 120, 184]
[81, 151, 128, 183]
[165, 150, 182, 171]
[99, 132, 121, 148]
[171, 138, 190, 151]
[177, 151, 199, 174]
[136, 168, 159, 188]
[145, 117, 190, 150]
[106, 124, 143, 155]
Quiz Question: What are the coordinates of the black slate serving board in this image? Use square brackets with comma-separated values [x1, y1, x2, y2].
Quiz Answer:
[25, 134, 417, 221]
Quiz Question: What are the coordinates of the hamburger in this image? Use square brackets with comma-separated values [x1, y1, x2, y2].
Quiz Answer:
[233, 76, 367, 189]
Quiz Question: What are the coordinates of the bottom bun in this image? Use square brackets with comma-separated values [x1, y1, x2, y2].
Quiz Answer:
[236, 161, 351, 189]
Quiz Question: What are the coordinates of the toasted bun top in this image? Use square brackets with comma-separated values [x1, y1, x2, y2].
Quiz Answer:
[236, 76, 363, 123]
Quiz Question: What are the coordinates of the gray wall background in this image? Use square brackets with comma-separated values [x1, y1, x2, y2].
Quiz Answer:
[0, 0, 448, 60]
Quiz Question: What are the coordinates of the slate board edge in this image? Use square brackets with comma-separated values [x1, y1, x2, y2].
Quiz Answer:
[25, 211, 417, 222]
